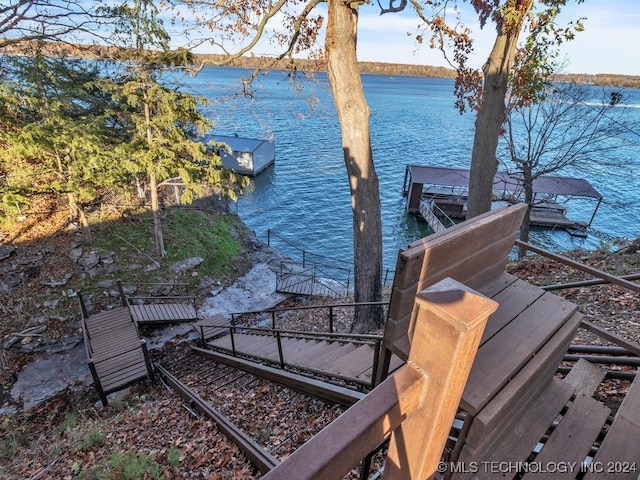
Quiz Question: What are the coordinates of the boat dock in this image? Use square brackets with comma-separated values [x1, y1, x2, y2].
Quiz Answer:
[403, 165, 603, 235]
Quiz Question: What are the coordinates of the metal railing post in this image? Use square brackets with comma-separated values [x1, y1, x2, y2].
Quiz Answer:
[371, 338, 381, 390]
[229, 326, 236, 356]
[329, 306, 334, 334]
[276, 331, 284, 369]
[272, 310, 276, 330]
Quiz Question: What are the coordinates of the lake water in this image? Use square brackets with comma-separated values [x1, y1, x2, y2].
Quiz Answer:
[180, 67, 640, 272]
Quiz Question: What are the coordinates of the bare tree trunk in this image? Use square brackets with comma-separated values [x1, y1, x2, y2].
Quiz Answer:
[77, 204, 92, 245]
[150, 170, 165, 257]
[68, 192, 92, 244]
[145, 98, 166, 257]
[467, 1, 532, 219]
[325, 0, 383, 332]
[518, 171, 534, 258]
[67, 192, 79, 221]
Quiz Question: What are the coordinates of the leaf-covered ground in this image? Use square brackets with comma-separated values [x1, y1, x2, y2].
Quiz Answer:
[2, 196, 639, 479]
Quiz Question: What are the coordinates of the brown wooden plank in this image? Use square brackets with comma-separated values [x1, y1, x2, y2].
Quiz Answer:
[240, 335, 281, 358]
[207, 333, 261, 352]
[583, 416, 640, 480]
[617, 369, 640, 425]
[456, 377, 575, 480]
[85, 307, 131, 324]
[231, 334, 275, 354]
[100, 364, 150, 391]
[474, 271, 518, 298]
[131, 303, 197, 323]
[462, 293, 577, 414]
[480, 279, 546, 344]
[306, 343, 358, 368]
[520, 394, 610, 480]
[90, 340, 143, 361]
[95, 349, 146, 376]
[418, 236, 519, 294]
[195, 314, 228, 327]
[282, 338, 315, 359]
[404, 204, 526, 256]
[461, 293, 576, 415]
[285, 340, 333, 363]
[465, 312, 582, 447]
[330, 344, 375, 377]
[563, 358, 607, 398]
[86, 317, 132, 334]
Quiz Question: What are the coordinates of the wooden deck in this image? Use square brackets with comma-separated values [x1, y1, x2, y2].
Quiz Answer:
[79, 302, 154, 406]
[117, 281, 199, 325]
[128, 302, 198, 324]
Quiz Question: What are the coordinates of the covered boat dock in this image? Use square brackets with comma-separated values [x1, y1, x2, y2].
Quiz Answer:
[403, 165, 603, 235]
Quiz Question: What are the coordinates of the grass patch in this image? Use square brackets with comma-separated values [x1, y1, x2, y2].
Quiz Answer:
[89, 207, 244, 288]
[104, 450, 164, 480]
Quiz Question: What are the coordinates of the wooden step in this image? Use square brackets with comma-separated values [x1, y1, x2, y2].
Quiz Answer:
[520, 394, 610, 480]
[281, 338, 314, 359]
[480, 279, 545, 343]
[584, 369, 640, 480]
[330, 344, 376, 377]
[285, 340, 334, 363]
[455, 377, 575, 480]
[305, 343, 358, 368]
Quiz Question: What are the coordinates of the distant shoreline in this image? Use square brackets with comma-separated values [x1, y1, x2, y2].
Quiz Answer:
[3, 41, 638, 89]
[194, 53, 640, 89]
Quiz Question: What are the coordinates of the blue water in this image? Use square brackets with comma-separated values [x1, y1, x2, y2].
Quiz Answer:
[180, 67, 640, 271]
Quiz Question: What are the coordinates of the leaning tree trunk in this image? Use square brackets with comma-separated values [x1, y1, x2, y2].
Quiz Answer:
[467, 1, 532, 219]
[325, 0, 384, 332]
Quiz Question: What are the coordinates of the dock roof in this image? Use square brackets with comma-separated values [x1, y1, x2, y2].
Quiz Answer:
[407, 165, 602, 200]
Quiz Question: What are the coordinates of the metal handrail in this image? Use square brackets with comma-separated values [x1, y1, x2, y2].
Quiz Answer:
[199, 323, 382, 387]
[277, 261, 352, 297]
[230, 301, 389, 333]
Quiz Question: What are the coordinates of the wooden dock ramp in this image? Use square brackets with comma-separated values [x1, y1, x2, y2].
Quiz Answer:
[78, 294, 154, 406]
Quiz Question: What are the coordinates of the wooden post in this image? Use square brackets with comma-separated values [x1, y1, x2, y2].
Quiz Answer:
[383, 278, 498, 480]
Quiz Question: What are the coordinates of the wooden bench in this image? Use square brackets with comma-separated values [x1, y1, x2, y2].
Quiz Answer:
[377, 204, 586, 472]
[78, 293, 154, 406]
[117, 281, 199, 325]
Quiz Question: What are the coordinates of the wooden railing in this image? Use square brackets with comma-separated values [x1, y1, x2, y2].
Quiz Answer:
[516, 240, 640, 358]
[262, 277, 499, 480]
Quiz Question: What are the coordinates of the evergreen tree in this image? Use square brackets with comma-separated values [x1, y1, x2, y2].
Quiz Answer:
[101, 0, 246, 257]
[0, 49, 126, 242]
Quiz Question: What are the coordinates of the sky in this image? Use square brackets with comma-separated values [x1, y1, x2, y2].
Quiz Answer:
[353, 0, 640, 76]
[175, 0, 639, 77]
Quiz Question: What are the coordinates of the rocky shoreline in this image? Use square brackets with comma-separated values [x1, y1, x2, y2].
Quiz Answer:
[0, 208, 293, 414]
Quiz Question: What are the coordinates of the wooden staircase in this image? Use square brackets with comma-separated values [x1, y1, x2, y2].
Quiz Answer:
[199, 323, 401, 390]
[78, 295, 154, 406]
